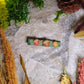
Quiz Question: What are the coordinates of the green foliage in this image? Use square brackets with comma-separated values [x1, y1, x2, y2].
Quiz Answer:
[6, 0, 44, 26]
[32, 0, 44, 9]
[0, 0, 9, 30]
[53, 11, 64, 23]
[0, 0, 44, 30]
[6, 0, 30, 25]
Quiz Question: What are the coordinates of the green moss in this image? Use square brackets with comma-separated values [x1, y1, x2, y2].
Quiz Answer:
[0, 1, 8, 30]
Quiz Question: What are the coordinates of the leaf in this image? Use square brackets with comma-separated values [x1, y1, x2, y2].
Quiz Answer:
[60, 74, 72, 84]
[53, 11, 67, 23]
[24, 75, 30, 84]
[32, 0, 44, 9]
[55, 56, 72, 84]
[74, 30, 84, 38]
[19, 55, 30, 84]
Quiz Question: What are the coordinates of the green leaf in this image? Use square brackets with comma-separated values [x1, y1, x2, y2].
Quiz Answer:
[53, 11, 67, 23]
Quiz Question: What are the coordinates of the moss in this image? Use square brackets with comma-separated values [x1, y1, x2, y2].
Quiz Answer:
[0, 0, 9, 30]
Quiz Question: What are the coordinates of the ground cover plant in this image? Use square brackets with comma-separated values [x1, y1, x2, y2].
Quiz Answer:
[0, 0, 9, 30]
[0, 0, 44, 30]
[32, 0, 44, 9]
[6, 0, 44, 26]
[6, 0, 30, 26]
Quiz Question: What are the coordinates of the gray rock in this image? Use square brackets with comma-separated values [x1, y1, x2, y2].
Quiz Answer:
[5, 0, 84, 84]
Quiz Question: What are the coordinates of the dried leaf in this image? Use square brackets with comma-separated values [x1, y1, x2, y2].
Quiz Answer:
[19, 55, 30, 84]
[61, 74, 72, 84]
[55, 56, 72, 84]
[74, 30, 84, 38]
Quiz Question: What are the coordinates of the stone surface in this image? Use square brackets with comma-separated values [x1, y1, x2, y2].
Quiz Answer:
[4, 0, 84, 84]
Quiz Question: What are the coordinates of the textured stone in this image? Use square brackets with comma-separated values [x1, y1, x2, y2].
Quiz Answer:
[5, 0, 84, 84]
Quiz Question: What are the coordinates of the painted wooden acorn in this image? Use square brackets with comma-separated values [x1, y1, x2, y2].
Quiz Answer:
[33, 39, 39, 46]
[53, 41, 58, 47]
[43, 40, 50, 47]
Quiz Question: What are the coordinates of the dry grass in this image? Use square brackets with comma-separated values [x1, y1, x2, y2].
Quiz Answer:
[0, 28, 18, 84]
